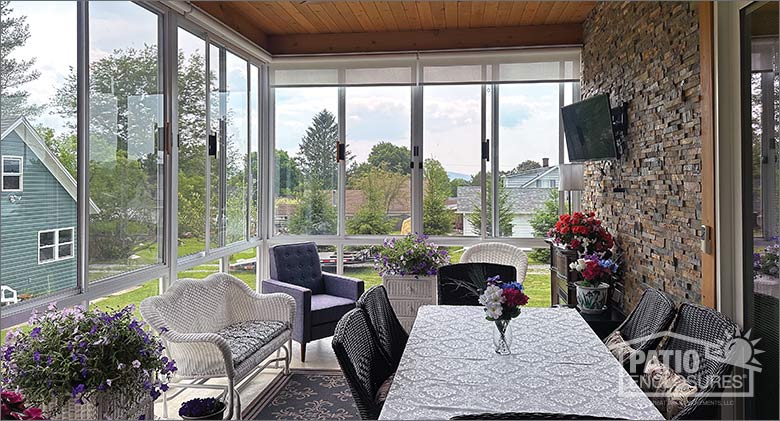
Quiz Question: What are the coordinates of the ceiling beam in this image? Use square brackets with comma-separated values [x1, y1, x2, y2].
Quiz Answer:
[265, 23, 582, 55]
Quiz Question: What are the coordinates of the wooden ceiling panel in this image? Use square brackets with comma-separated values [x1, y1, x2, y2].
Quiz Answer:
[193, 1, 594, 54]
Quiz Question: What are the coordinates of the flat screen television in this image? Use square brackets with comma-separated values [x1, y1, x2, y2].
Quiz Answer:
[561, 94, 618, 162]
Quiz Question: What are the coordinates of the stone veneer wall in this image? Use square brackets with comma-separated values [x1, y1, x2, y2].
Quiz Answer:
[581, 1, 702, 311]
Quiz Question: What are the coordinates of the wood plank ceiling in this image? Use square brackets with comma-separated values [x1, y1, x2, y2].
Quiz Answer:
[194, 1, 596, 55]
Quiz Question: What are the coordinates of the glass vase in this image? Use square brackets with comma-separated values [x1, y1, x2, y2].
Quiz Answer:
[493, 319, 512, 355]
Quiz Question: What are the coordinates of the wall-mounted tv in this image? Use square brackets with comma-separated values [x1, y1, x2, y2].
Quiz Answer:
[561, 94, 618, 162]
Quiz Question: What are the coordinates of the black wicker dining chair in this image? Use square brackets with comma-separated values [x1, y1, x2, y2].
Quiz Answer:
[438, 263, 517, 306]
[332, 308, 395, 420]
[606, 288, 676, 370]
[357, 285, 408, 371]
[661, 303, 739, 420]
[451, 412, 625, 420]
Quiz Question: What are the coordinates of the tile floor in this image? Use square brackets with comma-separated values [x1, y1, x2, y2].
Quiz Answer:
[154, 337, 339, 419]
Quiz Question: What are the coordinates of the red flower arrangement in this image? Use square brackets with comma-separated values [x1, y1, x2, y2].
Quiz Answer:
[548, 211, 614, 255]
[1, 391, 45, 420]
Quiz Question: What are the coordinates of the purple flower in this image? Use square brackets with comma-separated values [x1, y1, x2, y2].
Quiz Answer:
[29, 327, 41, 339]
[132, 360, 141, 369]
[33, 351, 40, 365]
[71, 383, 85, 398]
[46, 355, 52, 366]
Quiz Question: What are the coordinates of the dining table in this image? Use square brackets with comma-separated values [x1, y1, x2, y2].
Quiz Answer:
[378, 305, 664, 420]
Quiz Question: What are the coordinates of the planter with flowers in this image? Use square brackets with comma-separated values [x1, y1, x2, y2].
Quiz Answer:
[179, 397, 226, 420]
[371, 233, 450, 331]
[548, 211, 614, 257]
[569, 255, 618, 314]
[1, 303, 176, 420]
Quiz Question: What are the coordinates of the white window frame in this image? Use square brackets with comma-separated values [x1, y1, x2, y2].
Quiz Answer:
[37, 227, 75, 264]
[1, 155, 23, 192]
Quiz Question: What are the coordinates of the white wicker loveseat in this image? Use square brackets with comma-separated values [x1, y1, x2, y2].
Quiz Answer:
[460, 242, 529, 284]
[140, 273, 295, 419]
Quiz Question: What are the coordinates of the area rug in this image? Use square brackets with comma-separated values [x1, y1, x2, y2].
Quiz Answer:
[245, 369, 359, 420]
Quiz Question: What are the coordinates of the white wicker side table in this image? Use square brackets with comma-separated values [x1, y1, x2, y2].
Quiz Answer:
[382, 275, 437, 333]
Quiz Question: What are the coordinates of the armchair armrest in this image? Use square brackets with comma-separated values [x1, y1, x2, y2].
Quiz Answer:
[262, 279, 311, 342]
[322, 273, 364, 301]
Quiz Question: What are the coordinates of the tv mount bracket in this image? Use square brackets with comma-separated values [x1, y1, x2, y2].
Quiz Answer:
[610, 102, 628, 158]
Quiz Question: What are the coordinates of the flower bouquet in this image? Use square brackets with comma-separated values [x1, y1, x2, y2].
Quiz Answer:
[548, 211, 614, 256]
[1, 391, 44, 420]
[179, 397, 226, 420]
[477, 276, 529, 355]
[569, 254, 618, 313]
[371, 233, 450, 277]
[1, 304, 176, 419]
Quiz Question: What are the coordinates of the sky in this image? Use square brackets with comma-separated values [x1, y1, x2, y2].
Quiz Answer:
[10, 1, 572, 180]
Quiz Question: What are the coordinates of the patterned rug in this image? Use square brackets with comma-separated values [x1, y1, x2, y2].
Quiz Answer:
[246, 369, 359, 420]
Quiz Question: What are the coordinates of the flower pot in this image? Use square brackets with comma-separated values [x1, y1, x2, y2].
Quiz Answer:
[180, 408, 226, 420]
[40, 392, 152, 420]
[575, 282, 610, 314]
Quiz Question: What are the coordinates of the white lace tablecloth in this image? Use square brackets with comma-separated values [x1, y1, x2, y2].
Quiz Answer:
[379, 306, 664, 420]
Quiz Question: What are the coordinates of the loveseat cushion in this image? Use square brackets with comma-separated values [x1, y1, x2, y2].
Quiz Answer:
[270, 243, 325, 294]
[217, 320, 286, 366]
[311, 294, 356, 325]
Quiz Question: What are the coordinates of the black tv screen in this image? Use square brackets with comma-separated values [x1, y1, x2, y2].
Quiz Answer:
[561, 94, 618, 162]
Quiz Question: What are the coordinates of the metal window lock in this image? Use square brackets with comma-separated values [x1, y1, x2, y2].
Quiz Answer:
[700, 224, 712, 254]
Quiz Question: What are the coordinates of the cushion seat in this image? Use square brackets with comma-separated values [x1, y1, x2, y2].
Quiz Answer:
[311, 294, 356, 325]
[217, 320, 286, 365]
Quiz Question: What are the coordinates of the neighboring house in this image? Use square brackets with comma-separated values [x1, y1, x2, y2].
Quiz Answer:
[456, 160, 558, 237]
[0, 116, 98, 302]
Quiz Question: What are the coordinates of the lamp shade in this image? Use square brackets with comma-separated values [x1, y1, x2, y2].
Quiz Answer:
[559, 163, 585, 191]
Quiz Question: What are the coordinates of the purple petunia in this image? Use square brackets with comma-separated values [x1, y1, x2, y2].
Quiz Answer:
[71, 383, 85, 398]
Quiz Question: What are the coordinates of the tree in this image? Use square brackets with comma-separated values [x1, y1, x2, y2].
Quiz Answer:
[346, 167, 405, 235]
[528, 189, 560, 263]
[0, 1, 42, 117]
[275, 149, 302, 196]
[367, 142, 410, 175]
[296, 109, 340, 190]
[423, 159, 454, 235]
[287, 182, 337, 235]
[467, 174, 513, 236]
[450, 178, 469, 197]
[512, 160, 541, 174]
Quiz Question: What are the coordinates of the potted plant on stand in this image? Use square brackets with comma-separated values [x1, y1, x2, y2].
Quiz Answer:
[179, 397, 226, 420]
[1, 303, 176, 420]
[569, 254, 618, 314]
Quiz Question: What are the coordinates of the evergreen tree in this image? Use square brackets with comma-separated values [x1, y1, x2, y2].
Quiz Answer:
[287, 182, 337, 235]
[467, 174, 514, 236]
[276, 149, 302, 196]
[346, 167, 404, 235]
[423, 159, 454, 235]
[528, 189, 560, 263]
[296, 109, 340, 190]
[0, 1, 42, 117]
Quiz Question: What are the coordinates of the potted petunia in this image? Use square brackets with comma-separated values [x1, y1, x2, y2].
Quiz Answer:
[1, 303, 176, 420]
[371, 233, 450, 279]
[179, 397, 226, 420]
[569, 254, 618, 314]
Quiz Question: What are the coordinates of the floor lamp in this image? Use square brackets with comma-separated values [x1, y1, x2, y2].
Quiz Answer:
[559, 163, 584, 214]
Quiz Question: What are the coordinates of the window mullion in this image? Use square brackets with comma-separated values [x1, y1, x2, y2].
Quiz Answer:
[337, 77, 346, 237]
[76, 0, 89, 296]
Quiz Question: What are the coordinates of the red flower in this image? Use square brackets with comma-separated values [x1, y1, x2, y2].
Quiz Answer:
[21, 407, 44, 420]
[1, 392, 24, 405]
[570, 239, 582, 250]
[503, 288, 529, 307]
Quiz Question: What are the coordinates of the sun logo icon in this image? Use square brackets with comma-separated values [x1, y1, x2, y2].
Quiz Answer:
[724, 329, 763, 371]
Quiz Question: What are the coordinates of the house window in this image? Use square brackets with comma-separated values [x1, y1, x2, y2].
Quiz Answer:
[38, 228, 74, 264]
[2, 156, 23, 192]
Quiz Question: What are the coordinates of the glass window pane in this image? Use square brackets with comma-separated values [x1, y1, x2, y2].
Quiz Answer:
[274, 87, 338, 236]
[1, 1, 78, 305]
[423, 85, 481, 236]
[497, 83, 561, 238]
[225, 51, 248, 245]
[249, 64, 259, 237]
[39, 247, 55, 262]
[39, 231, 55, 246]
[345, 87, 411, 236]
[227, 249, 256, 290]
[58, 244, 73, 258]
[3, 176, 20, 190]
[342, 245, 380, 288]
[3, 158, 20, 173]
[58, 229, 73, 243]
[177, 28, 207, 258]
[88, 1, 163, 282]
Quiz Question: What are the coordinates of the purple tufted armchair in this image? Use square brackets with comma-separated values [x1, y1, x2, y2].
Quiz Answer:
[262, 242, 364, 361]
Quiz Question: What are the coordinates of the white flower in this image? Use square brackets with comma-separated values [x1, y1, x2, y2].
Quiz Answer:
[478, 285, 505, 307]
[485, 302, 503, 319]
[569, 258, 587, 272]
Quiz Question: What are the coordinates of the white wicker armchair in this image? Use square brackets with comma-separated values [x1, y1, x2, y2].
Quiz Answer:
[140, 273, 295, 419]
[460, 243, 529, 284]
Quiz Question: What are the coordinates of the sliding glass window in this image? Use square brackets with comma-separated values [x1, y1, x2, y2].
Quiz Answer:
[345, 86, 412, 236]
[0, 1, 78, 305]
[273, 87, 339, 236]
[88, 1, 164, 282]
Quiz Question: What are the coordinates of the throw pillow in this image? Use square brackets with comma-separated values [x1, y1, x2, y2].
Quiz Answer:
[642, 355, 698, 419]
[604, 330, 636, 365]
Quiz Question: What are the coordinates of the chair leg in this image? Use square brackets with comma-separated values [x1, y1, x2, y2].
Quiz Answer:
[285, 337, 292, 375]
[300, 342, 307, 362]
[274, 348, 281, 369]
[235, 387, 242, 420]
[226, 379, 235, 420]
[162, 389, 169, 419]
